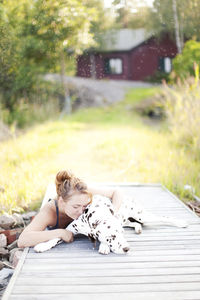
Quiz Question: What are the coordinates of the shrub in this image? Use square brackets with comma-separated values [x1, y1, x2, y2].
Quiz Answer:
[172, 40, 200, 81]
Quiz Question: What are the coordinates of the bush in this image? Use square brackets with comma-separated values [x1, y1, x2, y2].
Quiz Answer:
[145, 70, 170, 83]
[172, 40, 200, 81]
[0, 81, 61, 128]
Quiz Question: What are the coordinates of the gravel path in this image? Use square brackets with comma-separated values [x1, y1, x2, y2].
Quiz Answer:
[45, 74, 156, 104]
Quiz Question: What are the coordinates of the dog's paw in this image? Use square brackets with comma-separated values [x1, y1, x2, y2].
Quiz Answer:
[175, 220, 188, 228]
[34, 238, 62, 253]
[134, 223, 142, 234]
[98, 243, 110, 255]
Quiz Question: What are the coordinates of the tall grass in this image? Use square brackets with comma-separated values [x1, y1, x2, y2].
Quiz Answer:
[162, 76, 200, 157]
[0, 87, 199, 213]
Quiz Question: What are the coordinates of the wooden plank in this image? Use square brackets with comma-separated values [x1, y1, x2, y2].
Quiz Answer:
[20, 267, 200, 277]
[8, 291, 200, 300]
[15, 274, 200, 285]
[12, 282, 200, 293]
[27, 249, 200, 258]
[21, 261, 200, 271]
[23, 255, 200, 264]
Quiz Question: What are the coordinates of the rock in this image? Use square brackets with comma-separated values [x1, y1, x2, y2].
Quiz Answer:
[0, 261, 4, 270]
[21, 211, 37, 221]
[0, 247, 9, 259]
[12, 213, 24, 227]
[9, 249, 23, 268]
[0, 234, 7, 247]
[0, 214, 15, 230]
[1, 260, 14, 269]
[0, 228, 24, 245]
[7, 240, 18, 251]
[0, 268, 14, 289]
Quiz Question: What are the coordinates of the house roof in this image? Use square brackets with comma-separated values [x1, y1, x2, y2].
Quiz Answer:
[102, 28, 153, 51]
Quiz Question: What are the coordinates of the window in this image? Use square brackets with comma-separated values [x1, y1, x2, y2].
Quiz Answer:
[159, 57, 172, 73]
[104, 58, 123, 74]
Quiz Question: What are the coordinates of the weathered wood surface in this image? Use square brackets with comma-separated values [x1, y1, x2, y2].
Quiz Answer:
[3, 184, 200, 300]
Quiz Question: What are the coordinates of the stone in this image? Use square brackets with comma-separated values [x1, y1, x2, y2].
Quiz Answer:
[12, 213, 24, 227]
[10, 249, 23, 268]
[0, 261, 4, 270]
[21, 211, 37, 221]
[0, 268, 14, 289]
[0, 228, 24, 245]
[2, 260, 13, 269]
[7, 240, 18, 251]
[0, 234, 7, 247]
[0, 247, 9, 259]
[0, 214, 15, 230]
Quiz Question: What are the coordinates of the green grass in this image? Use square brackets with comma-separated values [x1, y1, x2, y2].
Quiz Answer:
[0, 87, 199, 213]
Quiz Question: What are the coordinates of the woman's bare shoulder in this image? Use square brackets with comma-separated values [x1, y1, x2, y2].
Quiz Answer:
[23, 202, 56, 231]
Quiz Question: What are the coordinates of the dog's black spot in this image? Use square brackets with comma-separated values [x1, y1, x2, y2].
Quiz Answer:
[131, 208, 133, 210]
[92, 220, 100, 229]
[107, 226, 110, 229]
[109, 209, 114, 215]
[111, 235, 116, 240]
[84, 208, 89, 214]
[128, 217, 143, 225]
[87, 213, 93, 220]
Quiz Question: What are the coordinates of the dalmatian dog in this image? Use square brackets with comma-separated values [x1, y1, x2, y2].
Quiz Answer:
[34, 194, 188, 255]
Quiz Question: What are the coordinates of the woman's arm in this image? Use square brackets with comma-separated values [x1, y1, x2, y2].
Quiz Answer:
[88, 186, 124, 212]
[17, 206, 73, 248]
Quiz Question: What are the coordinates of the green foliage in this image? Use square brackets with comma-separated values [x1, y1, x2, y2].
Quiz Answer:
[0, 0, 102, 115]
[161, 75, 200, 157]
[172, 40, 200, 80]
[145, 71, 170, 84]
[113, 0, 152, 29]
[144, 0, 200, 43]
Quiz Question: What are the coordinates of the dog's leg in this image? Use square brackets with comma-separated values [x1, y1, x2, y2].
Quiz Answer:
[34, 238, 62, 253]
[98, 242, 110, 255]
[141, 212, 188, 228]
[124, 219, 143, 234]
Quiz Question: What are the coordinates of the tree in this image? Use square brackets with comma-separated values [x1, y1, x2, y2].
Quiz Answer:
[1, 0, 100, 114]
[112, 0, 152, 29]
[147, 0, 200, 47]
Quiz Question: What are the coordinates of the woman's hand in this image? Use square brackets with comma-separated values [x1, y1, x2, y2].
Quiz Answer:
[60, 229, 74, 243]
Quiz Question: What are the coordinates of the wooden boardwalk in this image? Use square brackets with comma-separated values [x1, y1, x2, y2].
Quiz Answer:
[3, 184, 200, 300]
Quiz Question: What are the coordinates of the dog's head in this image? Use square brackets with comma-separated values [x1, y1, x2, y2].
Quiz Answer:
[68, 195, 130, 254]
[96, 216, 130, 254]
[85, 195, 130, 254]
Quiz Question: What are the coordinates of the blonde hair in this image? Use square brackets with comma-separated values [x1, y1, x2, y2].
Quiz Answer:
[55, 170, 92, 202]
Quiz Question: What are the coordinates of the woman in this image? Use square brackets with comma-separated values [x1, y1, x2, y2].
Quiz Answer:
[17, 170, 124, 248]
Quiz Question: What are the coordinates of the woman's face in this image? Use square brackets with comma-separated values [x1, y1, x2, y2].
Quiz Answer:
[61, 193, 91, 219]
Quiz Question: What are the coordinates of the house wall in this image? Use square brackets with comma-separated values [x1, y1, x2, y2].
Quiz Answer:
[130, 35, 177, 80]
[76, 34, 177, 81]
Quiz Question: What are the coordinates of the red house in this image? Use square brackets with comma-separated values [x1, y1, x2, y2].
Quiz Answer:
[76, 29, 177, 81]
